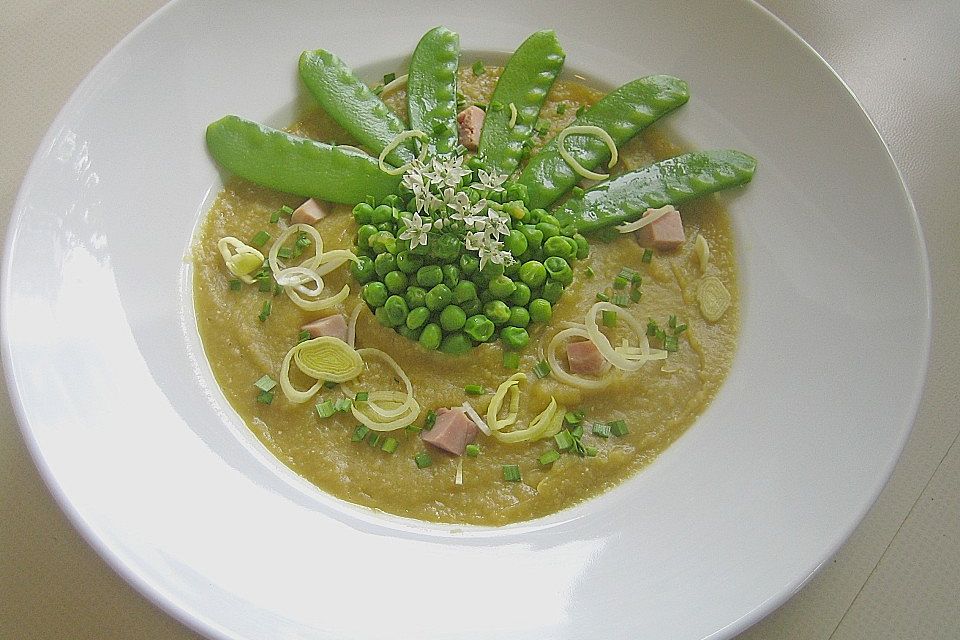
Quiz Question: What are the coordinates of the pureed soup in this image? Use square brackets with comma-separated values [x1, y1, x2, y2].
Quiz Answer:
[195, 28, 754, 525]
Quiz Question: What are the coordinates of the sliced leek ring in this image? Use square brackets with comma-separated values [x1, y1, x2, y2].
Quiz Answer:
[217, 237, 264, 284]
[293, 336, 364, 382]
[697, 276, 731, 322]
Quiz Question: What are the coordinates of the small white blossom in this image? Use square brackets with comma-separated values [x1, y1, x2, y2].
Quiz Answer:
[398, 213, 432, 249]
[473, 169, 508, 193]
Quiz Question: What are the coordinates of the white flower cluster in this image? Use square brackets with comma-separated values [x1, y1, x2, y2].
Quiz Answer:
[397, 155, 515, 269]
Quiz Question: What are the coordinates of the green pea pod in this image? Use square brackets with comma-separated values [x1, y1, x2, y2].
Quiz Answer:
[520, 75, 690, 210]
[206, 115, 401, 204]
[299, 49, 414, 167]
[553, 150, 757, 233]
[478, 30, 565, 175]
[407, 26, 460, 155]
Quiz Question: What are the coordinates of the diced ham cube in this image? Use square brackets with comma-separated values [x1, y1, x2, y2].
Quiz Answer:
[566, 339, 605, 376]
[457, 105, 485, 151]
[635, 208, 685, 251]
[300, 314, 348, 343]
[291, 198, 330, 225]
[421, 407, 479, 456]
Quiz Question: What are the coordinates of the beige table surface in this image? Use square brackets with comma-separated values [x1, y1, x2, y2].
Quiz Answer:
[2, 1, 957, 638]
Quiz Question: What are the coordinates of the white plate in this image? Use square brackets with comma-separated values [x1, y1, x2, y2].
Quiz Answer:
[1, 1, 929, 639]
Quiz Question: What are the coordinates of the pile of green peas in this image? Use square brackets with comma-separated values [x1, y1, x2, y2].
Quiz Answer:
[348, 173, 589, 355]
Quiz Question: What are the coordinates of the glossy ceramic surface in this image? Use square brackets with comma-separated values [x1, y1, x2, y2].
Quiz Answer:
[1, 1, 929, 639]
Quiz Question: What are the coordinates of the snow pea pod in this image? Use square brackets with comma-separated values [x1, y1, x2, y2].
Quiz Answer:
[478, 30, 565, 175]
[553, 150, 757, 233]
[407, 26, 460, 155]
[206, 115, 402, 204]
[520, 75, 690, 210]
[299, 49, 415, 167]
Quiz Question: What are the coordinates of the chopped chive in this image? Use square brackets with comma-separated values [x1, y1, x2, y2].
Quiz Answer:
[228, 279, 242, 291]
[602, 309, 618, 327]
[674, 323, 688, 334]
[619, 267, 639, 281]
[668, 314, 677, 329]
[254, 375, 277, 393]
[295, 233, 312, 248]
[584, 446, 598, 457]
[570, 424, 584, 439]
[334, 398, 352, 413]
[556, 103, 567, 115]
[382, 72, 396, 85]
[575, 105, 586, 117]
[611, 293, 630, 307]
[564, 410, 584, 426]
[554, 430, 574, 451]
[381, 437, 399, 454]
[372, 84, 384, 96]
[256, 390, 274, 405]
[368, 432, 381, 447]
[647, 319, 659, 337]
[609, 419, 629, 437]
[489, 101, 503, 112]
[533, 360, 552, 379]
[464, 384, 485, 396]
[572, 186, 585, 198]
[629, 288, 642, 303]
[354, 391, 369, 402]
[465, 444, 480, 457]
[596, 291, 610, 302]
[642, 248, 653, 263]
[277, 246, 294, 260]
[269, 210, 281, 223]
[585, 266, 595, 278]
[250, 230, 270, 248]
[351, 425, 369, 442]
[612, 275, 629, 289]
[592, 423, 611, 438]
[414, 452, 433, 469]
[273, 282, 283, 296]
[664, 335, 679, 352]
[297, 330, 311, 343]
[538, 450, 561, 465]
[258, 277, 273, 293]
[280, 205, 293, 216]
[503, 351, 521, 370]
[502, 464, 522, 482]
[656, 328, 666, 343]
[405, 424, 423, 434]
[258, 300, 271, 322]
[472, 60, 485, 76]
[315, 400, 336, 418]
[424, 409, 437, 430]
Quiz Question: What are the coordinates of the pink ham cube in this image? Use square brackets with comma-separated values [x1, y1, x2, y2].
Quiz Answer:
[300, 314, 348, 343]
[566, 339, 605, 376]
[421, 407, 479, 456]
[457, 105, 485, 151]
[291, 198, 330, 225]
[636, 208, 685, 251]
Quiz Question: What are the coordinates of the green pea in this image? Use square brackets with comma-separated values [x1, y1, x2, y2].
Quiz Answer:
[543, 235, 573, 259]
[375, 306, 393, 327]
[545, 256, 573, 286]
[505, 229, 528, 256]
[371, 204, 394, 224]
[396, 251, 423, 274]
[374, 252, 397, 277]
[357, 224, 378, 249]
[350, 255, 376, 283]
[478, 288, 494, 304]
[461, 298, 482, 316]
[505, 181, 529, 204]
[429, 234, 461, 262]
[504, 260, 520, 277]
[488, 275, 517, 300]
[542, 280, 564, 303]
[376, 221, 395, 232]
[405, 285, 427, 308]
[398, 324, 421, 341]
[508, 306, 530, 328]
[370, 230, 396, 254]
[453, 280, 478, 303]
[419, 323, 442, 350]
[528, 298, 553, 323]
[509, 282, 531, 306]
[425, 283, 453, 311]
[479, 261, 505, 280]
[573, 233, 590, 259]
[439, 305, 467, 331]
[439, 333, 473, 354]
[406, 305, 431, 330]
[484, 300, 511, 325]
[520, 225, 544, 251]
[539, 213, 560, 227]
[463, 315, 495, 342]
[383, 295, 409, 326]
[362, 281, 389, 307]
[442, 264, 460, 288]
[518, 260, 547, 288]
[384, 270, 408, 294]
[560, 224, 578, 238]
[562, 236, 580, 260]
[500, 326, 530, 350]
[416, 265, 444, 288]
[528, 208, 547, 224]
[503, 200, 528, 221]
[353, 202, 374, 225]
[460, 254, 480, 276]
[537, 222, 560, 239]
